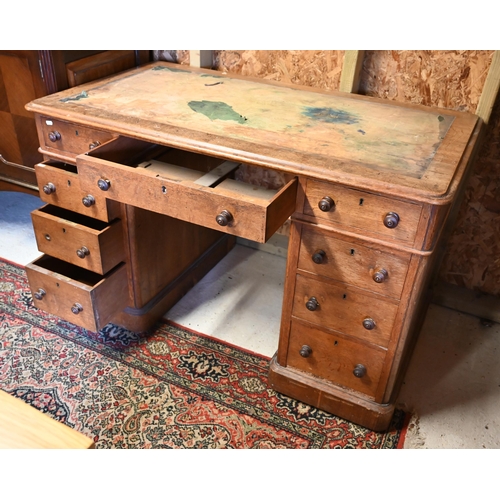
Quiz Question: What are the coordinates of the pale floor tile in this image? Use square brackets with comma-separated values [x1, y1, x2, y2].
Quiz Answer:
[0, 191, 44, 266]
[399, 304, 500, 449]
[164, 244, 284, 358]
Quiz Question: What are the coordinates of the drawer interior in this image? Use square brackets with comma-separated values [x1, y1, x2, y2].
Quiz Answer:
[32, 254, 109, 287]
[39, 160, 78, 174]
[90, 137, 223, 174]
[35, 204, 111, 231]
[85, 136, 281, 202]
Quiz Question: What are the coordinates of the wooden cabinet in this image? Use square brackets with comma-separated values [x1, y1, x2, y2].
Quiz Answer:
[24, 62, 482, 431]
[0, 50, 150, 193]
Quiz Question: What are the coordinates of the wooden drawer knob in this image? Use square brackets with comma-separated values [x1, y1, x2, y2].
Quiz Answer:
[97, 178, 111, 191]
[383, 212, 400, 229]
[312, 250, 326, 264]
[42, 182, 56, 195]
[33, 288, 46, 300]
[71, 303, 83, 315]
[306, 296, 319, 311]
[363, 318, 376, 330]
[318, 196, 335, 212]
[353, 364, 367, 378]
[373, 268, 388, 283]
[216, 209, 233, 227]
[82, 195, 95, 207]
[299, 345, 312, 358]
[76, 246, 90, 259]
[48, 131, 61, 142]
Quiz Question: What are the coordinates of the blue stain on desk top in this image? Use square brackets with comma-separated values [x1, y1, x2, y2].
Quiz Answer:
[302, 107, 359, 125]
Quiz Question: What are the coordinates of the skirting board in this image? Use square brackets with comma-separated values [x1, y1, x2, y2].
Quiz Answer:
[432, 280, 500, 324]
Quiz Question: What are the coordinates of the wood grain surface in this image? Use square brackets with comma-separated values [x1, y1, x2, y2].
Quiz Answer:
[0, 389, 94, 449]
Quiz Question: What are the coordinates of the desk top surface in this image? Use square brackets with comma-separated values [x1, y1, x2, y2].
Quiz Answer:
[27, 62, 480, 202]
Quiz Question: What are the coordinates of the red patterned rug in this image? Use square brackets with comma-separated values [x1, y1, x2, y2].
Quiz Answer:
[0, 257, 408, 448]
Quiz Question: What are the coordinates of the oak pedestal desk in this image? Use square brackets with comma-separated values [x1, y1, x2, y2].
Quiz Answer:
[24, 62, 481, 431]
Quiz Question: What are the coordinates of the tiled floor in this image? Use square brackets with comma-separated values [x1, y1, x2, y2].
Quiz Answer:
[2, 190, 500, 448]
[0, 191, 43, 265]
[165, 243, 285, 357]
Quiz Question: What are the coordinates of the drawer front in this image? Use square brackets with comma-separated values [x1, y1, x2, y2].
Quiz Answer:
[35, 161, 121, 222]
[287, 319, 386, 398]
[31, 205, 125, 275]
[25, 255, 129, 332]
[77, 137, 298, 243]
[37, 115, 115, 160]
[292, 274, 398, 348]
[297, 225, 411, 299]
[303, 179, 423, 244]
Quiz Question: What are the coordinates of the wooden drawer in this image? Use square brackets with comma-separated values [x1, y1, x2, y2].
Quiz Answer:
[286, 319, 387, 398]
[303, 179, 423, 244]
[35, 160, 121, 222]
[76, 136, 298, 243]
[25, 255, 129, 332]
[297, 225, 411, 299]
[36, 115, 115, 161]
[31, 205, 125, 275]
[292, 274, 398, 348]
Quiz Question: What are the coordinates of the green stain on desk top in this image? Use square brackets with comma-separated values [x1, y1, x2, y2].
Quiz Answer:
[303, 106, 359, 125]
[152, 65, 190, 73]
[60, 90, 88, 102]
[188, 100, 247, 124]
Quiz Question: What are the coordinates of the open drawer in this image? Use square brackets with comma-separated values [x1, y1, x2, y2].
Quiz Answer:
[76, 137, 298, 243]
[25, 255, 129, 332]
[31, 205, 125, 275]
[35, 160, 121, 222]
